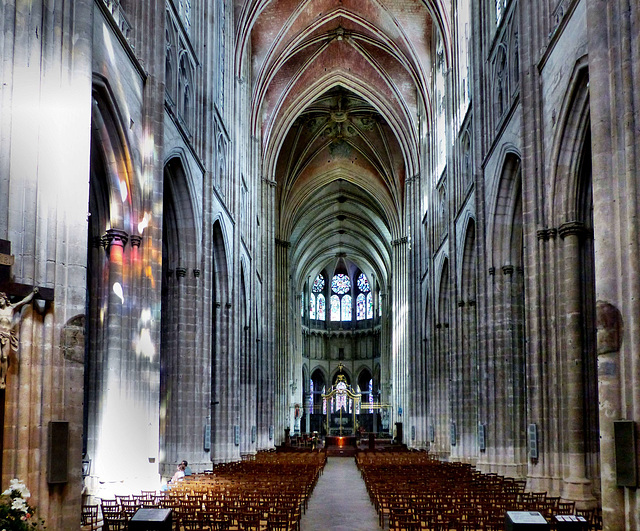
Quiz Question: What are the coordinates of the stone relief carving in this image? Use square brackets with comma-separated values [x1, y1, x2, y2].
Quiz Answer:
[61, 315, 86, 364]
[596, 300, 623, 355]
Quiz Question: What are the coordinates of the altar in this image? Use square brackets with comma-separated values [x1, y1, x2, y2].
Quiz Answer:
[324, 435, 358, 448]
[322, 371, 361, 436]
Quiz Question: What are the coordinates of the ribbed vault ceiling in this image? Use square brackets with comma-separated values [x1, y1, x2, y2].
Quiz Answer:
[237, 0, 447, 291]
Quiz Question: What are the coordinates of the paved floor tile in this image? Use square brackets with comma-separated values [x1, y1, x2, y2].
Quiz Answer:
[300, 457, 381, 531]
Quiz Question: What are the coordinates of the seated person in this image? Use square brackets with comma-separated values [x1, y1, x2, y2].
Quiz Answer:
[161, 463, 185, 491]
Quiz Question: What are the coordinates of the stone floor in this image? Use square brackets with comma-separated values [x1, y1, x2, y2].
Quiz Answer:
[300, 456, 382, 531]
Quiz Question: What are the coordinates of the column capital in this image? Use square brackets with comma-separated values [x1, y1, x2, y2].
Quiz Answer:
[558, 221, 586, 239]
[537, 228, 558, 241]
[175, 267, 187, 278]
[502, 264, 515, 275]
[130, 235, 142, 248]
[103, 229, 129, 250]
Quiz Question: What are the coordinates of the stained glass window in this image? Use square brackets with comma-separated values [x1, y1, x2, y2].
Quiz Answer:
[496, 0, 504, 25]
[331, 274, 351, 295]
[336, 381, 347, 411]
[301, 292, 304, 316]
[309, 380, 314, 413]
[317, 294, 326, 320]
[356, 293, 366, 320]
[366, 292, 373, 319]
[310, 293, 316, 319]
[357, 273, 370, 292]
[341, 294, 352, 321]
[312, 274, 325, 292]
[369, 379, 374, 413]
[330, 294, 341, 321]
[379, 292, 382, 316]
[322, 387, 327, 414]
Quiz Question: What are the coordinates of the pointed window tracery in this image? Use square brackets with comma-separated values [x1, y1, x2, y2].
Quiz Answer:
[317, 294, 326, 320]
[341, 294, 352, 321]
[310, 274, 326, 320]
[309, 293, 316, 319]
[330, 294, 341, 321]
[356, 293, 366, 320]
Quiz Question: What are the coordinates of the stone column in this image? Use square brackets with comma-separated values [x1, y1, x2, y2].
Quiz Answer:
[595, 301, 624, 530]
[95, 228, 128, 482]
[558, 221, 595, 505]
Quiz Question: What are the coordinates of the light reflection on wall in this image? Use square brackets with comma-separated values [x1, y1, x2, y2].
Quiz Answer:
[135, 308, 156, 360]
[138, 212, 150, 233]
[94, 391, 160, 497]
[113, 281, 125, 303]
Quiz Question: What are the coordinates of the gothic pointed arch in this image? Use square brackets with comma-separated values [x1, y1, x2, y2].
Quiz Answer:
[549, 61, 599, 499]
[210, 219, 234, 461]
[160, 155, 199, 467]
[90, 78, 137, 231]
[84, 78, 140, 482]
[459, 218, 478, 455]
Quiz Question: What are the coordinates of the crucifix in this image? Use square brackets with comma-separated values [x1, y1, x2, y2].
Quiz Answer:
[0, 238, 54, 476]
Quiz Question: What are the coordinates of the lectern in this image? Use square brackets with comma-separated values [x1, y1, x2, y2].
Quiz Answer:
[129, 508, 172, 531]
[505, 511, 549, 531]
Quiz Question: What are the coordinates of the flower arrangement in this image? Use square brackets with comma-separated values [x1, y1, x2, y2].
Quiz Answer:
[0, 479, 45, 530]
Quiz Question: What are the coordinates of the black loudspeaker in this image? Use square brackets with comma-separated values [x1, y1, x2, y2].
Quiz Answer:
[47, 421, 69, 484]
[614, 420, 637, 487]
[395, 422, 403, 444]
[505, 511, 549, 530]
[129, 508, 172, 531]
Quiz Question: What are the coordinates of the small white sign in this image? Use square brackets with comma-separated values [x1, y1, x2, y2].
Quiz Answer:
[507, 511, 548, 524]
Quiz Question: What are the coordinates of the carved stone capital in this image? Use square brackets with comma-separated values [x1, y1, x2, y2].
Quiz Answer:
[176, 267, 187, 278]
[558, 221, 586, 239]
[391, 236, 408, 246]
[193, 269, 201, 278]
[537, 228, 549, 241]
[103, 229, 129, 250]
[502, 264, 514, 275]
[275, 238, 291, 248]
[130, 235, 142, 248]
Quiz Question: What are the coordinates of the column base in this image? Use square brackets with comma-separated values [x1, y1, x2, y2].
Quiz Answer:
[562, 476, 598, 509]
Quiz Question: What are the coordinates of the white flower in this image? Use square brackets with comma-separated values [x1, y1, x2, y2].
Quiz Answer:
[2, 478, 30, 498]
[11, 497, 28, 513]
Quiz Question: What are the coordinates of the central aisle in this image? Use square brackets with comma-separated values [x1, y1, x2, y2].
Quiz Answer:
[300, 457, 381, 531]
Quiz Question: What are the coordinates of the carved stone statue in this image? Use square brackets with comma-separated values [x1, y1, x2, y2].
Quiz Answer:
[0, 288, 37, 389]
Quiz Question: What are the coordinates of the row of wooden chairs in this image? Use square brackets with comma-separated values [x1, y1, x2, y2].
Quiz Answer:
[356, 450, 601, 531]
[83, 450, 326, 530]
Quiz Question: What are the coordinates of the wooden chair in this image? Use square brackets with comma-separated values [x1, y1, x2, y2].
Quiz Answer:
[182, 517, 207, 531]
[207, 515, 231, 530]
[81, 504, 99, 531]
[266, 512, 289, 531]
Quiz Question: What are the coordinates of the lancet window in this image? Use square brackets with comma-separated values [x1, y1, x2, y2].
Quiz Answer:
[330, 274, 352, 321]
[310, 274, 326, 320]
